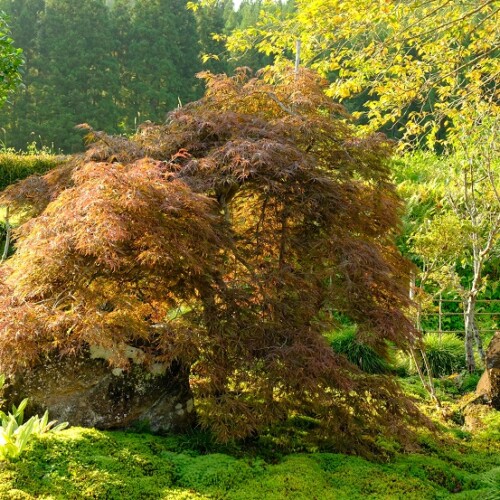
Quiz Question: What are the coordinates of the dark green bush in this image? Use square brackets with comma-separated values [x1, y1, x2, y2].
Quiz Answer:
[460, 372, 481, 393]
[328, 327, 392, 374]
[0, 219, 6, 242]
[0, 151, 61, 191]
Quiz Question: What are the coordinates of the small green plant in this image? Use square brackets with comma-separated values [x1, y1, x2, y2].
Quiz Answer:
[0, 374, 68, 460]
[460, 372, 481, 393]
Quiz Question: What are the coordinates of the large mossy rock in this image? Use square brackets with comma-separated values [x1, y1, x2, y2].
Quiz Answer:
[2, 346, 195, 432]
[476, 331, 500, 410]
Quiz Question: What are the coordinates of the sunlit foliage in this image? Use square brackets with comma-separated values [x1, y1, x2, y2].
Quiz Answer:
[228, 0, 499, 147]
[0, 12, 22, 109]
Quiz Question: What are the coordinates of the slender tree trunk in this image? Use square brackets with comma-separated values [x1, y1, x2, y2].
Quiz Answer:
[457, 150, 500, 373]
[410, 274, 440, 406]
[463, 230, 486, 372]
[464, 294, 477, 372]
[472, 317, 486, 362]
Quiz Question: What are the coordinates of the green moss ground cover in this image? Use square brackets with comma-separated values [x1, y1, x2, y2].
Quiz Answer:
[0, 408, 498, 500]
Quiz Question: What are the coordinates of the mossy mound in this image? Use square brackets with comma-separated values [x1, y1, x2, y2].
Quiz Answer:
[0, 424, 499, 499]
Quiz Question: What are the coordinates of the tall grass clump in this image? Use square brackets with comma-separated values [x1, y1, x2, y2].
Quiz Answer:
[421, 333, 465, 377]
[397, 333, 466, 378]
[328, 326, 392, 374]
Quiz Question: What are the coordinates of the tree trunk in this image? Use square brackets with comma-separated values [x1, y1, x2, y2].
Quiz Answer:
[472, 317, 486, 363]
[409, 274, 439, 406]
[464, 230, 485, 372]
[464, 295, 477, 372]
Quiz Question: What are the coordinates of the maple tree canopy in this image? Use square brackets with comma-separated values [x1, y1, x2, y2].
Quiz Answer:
[0, 68, 426, 451]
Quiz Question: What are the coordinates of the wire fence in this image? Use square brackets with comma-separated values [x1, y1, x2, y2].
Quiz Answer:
[419, 297, 499, 336]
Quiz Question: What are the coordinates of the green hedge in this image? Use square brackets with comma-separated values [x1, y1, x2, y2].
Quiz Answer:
[0, 151, 61, 191]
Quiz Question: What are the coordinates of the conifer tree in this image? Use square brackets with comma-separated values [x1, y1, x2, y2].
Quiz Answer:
[0, 0, 40, 148]
[0, 0, 119, 151]
[33, 0, 120, 151]
[192, 0, 233, 75]
[112, 0, 200, 131]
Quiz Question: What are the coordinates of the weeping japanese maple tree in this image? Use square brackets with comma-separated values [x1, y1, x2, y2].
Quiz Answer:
[0, 68, 424, 452]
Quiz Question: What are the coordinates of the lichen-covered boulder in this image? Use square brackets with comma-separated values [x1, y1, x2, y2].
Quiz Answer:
[463, 403, 493, 432]
[476, 331, 500, 410]
[2, 346, 195, 432]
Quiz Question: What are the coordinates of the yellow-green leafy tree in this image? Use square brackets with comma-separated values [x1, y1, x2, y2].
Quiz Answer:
[228, 0, 500, 371]
[228, 0, 499, 146]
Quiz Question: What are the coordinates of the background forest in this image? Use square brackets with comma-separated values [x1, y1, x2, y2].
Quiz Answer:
[0, 0, 292, 152]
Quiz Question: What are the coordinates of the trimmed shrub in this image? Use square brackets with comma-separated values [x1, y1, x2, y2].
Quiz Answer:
[0, 151, 61, 191]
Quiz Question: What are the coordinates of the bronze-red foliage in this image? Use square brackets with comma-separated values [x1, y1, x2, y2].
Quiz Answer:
[0, 68, 427, 452]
